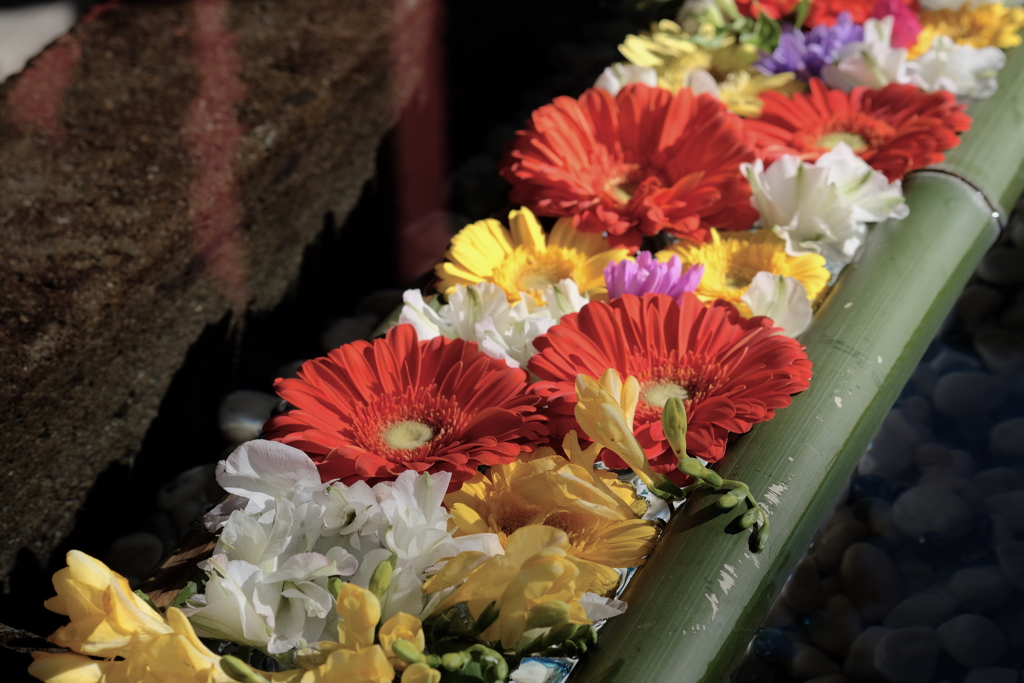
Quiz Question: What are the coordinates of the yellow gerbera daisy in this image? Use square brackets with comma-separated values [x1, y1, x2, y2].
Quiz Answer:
[909, 3, 1024, 59]
[435, 207, 628, 304]
[618, 19, 798, 117]
[444, 435, 658, 595]
[657, 229, 830, 316]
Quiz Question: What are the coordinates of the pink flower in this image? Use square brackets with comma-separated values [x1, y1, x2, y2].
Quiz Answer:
[871, 0, 922, 48]
[604, 252, 703, 304]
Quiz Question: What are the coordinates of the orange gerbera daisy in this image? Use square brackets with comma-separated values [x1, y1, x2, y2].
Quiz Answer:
[806, 0, 917, 26]
[263, 325, 546, 490]
[736, 0, 800, 20]
[528, 293, 812, 472]
[501, 84, 758, 251]
[745, 79, 970, 181]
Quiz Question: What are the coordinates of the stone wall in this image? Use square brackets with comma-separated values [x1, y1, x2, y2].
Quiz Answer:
[0, 0, 416, 580]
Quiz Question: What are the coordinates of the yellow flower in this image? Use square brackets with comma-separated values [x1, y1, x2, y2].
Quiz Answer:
[336, 583, 381, 651]
[378, 612, 426, 671]
[41, 550, 172, 657]
[444, 438, 658, 594]
[909, 2, 1024, 58]
[424, 525, 596, 649]
[402, 663, 442, 683]
[657, 229, 830, 316]
[717, 71, 799, 118]
[272, 645, 395, 683]
[30, 608, 236, 683]
[435, 207, 627, 304]
[619, 19, 797, 116]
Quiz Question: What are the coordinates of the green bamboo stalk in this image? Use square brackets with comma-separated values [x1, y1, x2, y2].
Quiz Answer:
[569, 49, 1024, 683]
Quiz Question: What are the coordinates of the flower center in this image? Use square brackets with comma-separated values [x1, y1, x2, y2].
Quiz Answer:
[382, 420, 434, 450]
[817, 132, 868, 152]
[642, 381, 690, 409]
[491, 247, 580, 302]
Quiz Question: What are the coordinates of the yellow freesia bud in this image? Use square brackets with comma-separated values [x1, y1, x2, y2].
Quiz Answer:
[401, 662, 442, 683]
[336, 583, 382, 651]
[42, 550, 172, 657]
[28, 651, 110, 683]
[379, 612, 426, 670]
[574, 370, 669, 493]
[271, 646, 395, 683]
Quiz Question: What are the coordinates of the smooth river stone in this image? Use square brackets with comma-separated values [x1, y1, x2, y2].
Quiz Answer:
[996, 541, 1024, 592]
[841, 543, 904, 621]
[936, 614, 1006, 668]
[990, 417, 1024, 458]
[933, 372, 1009, 417]
[946, 565, 1013, 613]
[883, 593, 956, 629]
[984, 491, 1024, 533]
[873, 627, 941, 683]
[844, 627, 892, 683]
[892, 484, 973, 540]
[807, 595, 864, 657]
[965, 668, 1018, 683]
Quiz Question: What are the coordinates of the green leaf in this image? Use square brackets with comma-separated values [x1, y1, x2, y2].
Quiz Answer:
[170, 581, 199, 608]
[794, 0, 811, 30]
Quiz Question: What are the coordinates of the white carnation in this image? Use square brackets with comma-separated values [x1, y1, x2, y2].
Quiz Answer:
[907, 35, 1005, 101]
[822, 17, 910, 92]
[741, 273, 814, 338]
[594, 63, 658, 95]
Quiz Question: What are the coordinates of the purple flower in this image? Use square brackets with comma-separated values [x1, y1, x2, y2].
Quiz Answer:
[757, 12, 863, 81]
[604, 251, 703, 304]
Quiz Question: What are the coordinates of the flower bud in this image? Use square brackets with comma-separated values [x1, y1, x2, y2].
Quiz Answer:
[543, 621, 580, 647]
[739, 507, 760, 529]
[718, 493, 740, 509]
[401, 662, 441, 683]
[678, 458, 707, 479]
[220, 655, 271, 683]
[441, 651, 469, 671]
[703, 469, 723, 487]
[662, 397, 688, 458]
[368, 557, 394, 600]
[327, 576, 343, 600]
[392, 639, 427, 665]
[526, 600, 570, 629]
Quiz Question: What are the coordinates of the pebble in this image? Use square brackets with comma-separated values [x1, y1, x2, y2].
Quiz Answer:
[974, 328, 1024, 375]
[841, 543, 904, 621]
[1000, 302, 1024, 335]
[751, 626, 795, 662]
[843, 627, 891, 683]
[852, 498, 903, 544]
[103, 532, 165, 585]
[974, 467, 1024, 495]
[931, 349, 982, 375]
[995, 541, 1024, 592]
[873, 627, 941, 683]
[991, 600, 1024, 649]
[984, 491, 1024, 533]
[320, 314, 379, 353]
[789, 643, 842, 679]
[977, 247, 1024, 285]
[892, 484, 973, 541]
[811, 514, 870, 574]
[989, 417, 1024, 458]
[157, 464, 219, 513]
[218, 390, 281, 443]
[946, 565, 1013, 613]
[897, 560, 933, 593]
[763, 597, 800, 629]
[964, 669, 1018, 683]
[882, 409, 929, 449]
[914, 444, 975, 479]
[932, 372, 1009, 417]
[782, 556, 827, 614]
[857, 429, 914, 478]
[807, 595, 863, 657]
[883, 593, 956, 629]
[898, 396, 931, 425]
[936, 614, 1006, 668]
[956, 285, 1005, 326]
[989, 514, 1015, 547]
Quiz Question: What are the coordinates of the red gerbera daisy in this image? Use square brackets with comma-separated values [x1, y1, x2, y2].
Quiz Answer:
[528, 293, 812, 473]
[500, 84, 758, 252]
[745, 79, 970, 182]
[806, 0, 918, 26]
[736, 0, 800, 20]
[264, 324, 547, 490]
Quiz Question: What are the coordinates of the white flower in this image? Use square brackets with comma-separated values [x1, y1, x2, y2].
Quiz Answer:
[741, 273, 814, 338]
[742, 143, 908, 263]
[907, 35, 1005, 100]
[822, 17, 910, 91]
[398, 280, 588, 368]
[594, 63, 658, 95]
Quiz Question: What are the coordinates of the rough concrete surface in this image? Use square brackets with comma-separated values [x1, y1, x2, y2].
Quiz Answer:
[0, 0, 414, 580]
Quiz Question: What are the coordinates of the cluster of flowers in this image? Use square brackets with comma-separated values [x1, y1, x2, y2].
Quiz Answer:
[27, 0, 1016, 681]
